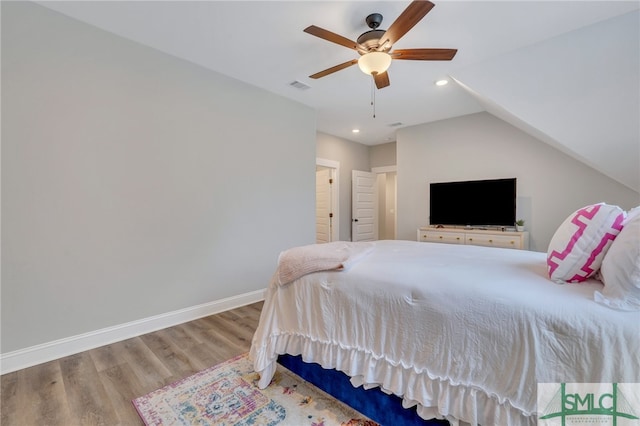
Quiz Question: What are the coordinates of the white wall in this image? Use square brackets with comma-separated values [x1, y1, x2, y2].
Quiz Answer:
[397, 112, 639, 251]
[370, 142, 397, 168]
[1, 2, 316, 354]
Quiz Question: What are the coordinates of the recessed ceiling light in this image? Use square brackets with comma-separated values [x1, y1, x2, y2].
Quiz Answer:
[352, 129, 360, 133]
[435, 79, 449, 86]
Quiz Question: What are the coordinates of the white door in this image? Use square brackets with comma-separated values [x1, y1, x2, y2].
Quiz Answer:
[352, 170, 378, 242]
[316, 168, 332, 243]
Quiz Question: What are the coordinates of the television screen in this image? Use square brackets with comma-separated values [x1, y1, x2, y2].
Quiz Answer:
[429, 178, 516, 227]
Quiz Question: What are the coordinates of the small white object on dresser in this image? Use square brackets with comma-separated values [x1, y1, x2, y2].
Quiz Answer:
[417, 227, 529, 250]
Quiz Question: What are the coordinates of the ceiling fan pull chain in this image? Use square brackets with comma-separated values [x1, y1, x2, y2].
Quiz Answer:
[371, 78, 376, 118]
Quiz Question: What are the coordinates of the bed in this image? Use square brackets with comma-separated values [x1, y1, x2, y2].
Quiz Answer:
[249, 239, 639, 426]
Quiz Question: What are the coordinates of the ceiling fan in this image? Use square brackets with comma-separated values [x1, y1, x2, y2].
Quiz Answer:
[304, 0, 457, 89]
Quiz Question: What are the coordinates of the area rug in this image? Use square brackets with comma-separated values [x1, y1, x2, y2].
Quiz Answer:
[132, 353, 378, 426]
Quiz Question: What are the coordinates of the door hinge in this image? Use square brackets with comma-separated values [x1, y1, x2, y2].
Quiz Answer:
[329, 178, 333, 184]
[329, 213, 333, 218]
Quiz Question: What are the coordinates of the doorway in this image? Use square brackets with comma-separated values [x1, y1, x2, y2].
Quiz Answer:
[350, 167, 397, 242]
[373, 166, 397, 240]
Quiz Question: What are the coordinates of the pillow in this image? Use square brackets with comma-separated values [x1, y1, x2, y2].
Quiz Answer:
[623, 204, 640, 225]
[594, 206, 640, 310]
[547, 203, 625, 283]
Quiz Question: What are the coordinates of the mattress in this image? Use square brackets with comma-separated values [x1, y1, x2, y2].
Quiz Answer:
[250, 240, 639, 425]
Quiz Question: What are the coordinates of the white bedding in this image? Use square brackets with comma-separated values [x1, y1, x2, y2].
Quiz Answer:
[249, 240, 639, 425]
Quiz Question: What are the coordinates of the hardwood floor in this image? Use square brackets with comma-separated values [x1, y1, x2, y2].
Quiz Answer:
[1, 301, 264, 426]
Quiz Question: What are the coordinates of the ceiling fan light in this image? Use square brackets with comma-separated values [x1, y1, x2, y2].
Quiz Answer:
[358, 52, 392, 75]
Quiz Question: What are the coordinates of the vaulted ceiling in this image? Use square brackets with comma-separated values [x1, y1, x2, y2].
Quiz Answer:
[37, 1, 640, 192]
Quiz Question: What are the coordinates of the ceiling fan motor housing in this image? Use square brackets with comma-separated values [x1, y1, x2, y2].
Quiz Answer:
[357, 29, 387, 52]
[357, 13, 386, 53]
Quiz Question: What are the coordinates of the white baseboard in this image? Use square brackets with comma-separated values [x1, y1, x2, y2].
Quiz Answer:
[0, 289, 265, 375]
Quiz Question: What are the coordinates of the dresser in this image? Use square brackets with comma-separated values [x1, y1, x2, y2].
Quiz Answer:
[417, 227, 529, 250]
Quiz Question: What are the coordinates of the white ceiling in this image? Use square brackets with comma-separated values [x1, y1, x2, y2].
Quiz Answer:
[37, 1, 640, 191]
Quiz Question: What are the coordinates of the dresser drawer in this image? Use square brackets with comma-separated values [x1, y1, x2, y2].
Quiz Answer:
[465, 234, 521, 249]
[421, 230, 465, 245]
[418, 227, 528, 250]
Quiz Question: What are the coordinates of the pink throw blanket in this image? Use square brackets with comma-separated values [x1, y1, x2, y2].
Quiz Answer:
[276, 241, 375, 286]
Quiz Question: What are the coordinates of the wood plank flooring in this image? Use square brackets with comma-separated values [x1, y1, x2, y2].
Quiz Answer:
[1, 301, 264, 426]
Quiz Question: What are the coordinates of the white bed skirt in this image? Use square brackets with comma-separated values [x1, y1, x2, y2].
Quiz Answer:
[251, 331, 534, 426]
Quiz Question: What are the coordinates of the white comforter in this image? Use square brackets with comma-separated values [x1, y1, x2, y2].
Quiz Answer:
[249, 240, 639, 425]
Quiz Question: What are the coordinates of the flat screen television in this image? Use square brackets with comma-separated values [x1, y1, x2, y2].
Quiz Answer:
[429, 178, 516, 227]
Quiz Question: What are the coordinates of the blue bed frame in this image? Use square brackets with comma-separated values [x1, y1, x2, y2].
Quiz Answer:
[278, 354, 450, 426]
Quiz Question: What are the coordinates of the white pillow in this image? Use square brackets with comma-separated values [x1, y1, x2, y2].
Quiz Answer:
[623, 204, 640, 225]
[594, 206, 640, 311]
[547, 203, 625, 283]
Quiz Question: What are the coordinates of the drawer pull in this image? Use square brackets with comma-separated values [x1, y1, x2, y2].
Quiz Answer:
[489, 239, 493, 243]
[439, 236, 443, 239]
[469, 238, 473, 241]
[456, 237, 460, 240]
[510, 241, 515, 245]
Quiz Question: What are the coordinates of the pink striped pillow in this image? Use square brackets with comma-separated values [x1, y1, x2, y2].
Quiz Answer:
[547, 203, 625, 283]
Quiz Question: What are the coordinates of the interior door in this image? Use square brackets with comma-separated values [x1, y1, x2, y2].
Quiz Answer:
[316, 168, 332, 243]
[352, 170, 378, 242]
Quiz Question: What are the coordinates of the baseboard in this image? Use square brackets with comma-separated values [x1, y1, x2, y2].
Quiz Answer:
[0, 289, 265, 375]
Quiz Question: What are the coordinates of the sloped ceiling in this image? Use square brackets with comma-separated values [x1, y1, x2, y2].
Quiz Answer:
[451, 10, 639, 192]
[33, 1, 640, 192]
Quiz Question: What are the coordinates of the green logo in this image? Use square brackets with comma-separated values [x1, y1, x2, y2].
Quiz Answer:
[539, 383, 639, 425]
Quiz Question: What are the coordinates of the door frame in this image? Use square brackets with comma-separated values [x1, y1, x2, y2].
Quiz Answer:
[316, 158, 340, 242]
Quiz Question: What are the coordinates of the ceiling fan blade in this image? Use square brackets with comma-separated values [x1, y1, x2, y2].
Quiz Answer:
[378, 0, 435, 49]
[391, 48, 457, 60]
[309, 59, 359, 79]
[304, 25, 361, 51]
[374, 71, 390, 89]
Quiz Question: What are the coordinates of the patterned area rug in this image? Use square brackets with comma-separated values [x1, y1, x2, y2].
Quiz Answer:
[133, 353, 378, 426]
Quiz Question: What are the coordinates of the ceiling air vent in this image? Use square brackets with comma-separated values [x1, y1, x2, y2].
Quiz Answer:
[388, 122, 403, 127]
[289, 80, 311, 91]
